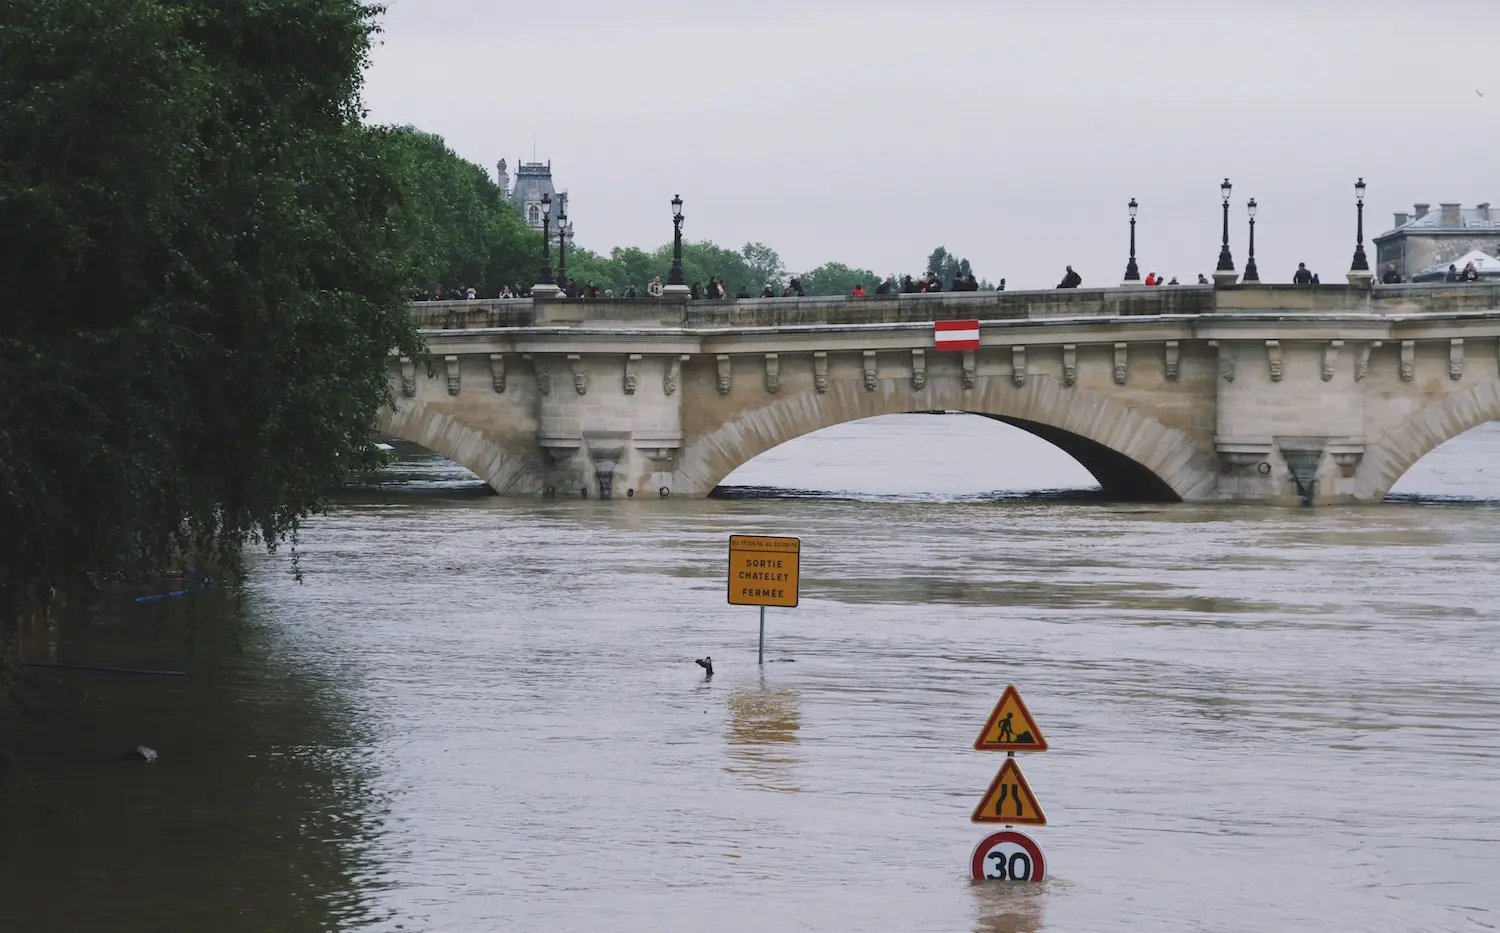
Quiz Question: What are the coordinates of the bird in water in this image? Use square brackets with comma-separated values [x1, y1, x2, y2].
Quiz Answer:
[695, 656, 713, 678]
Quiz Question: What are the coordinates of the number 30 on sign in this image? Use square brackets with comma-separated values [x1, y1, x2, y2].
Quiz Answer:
[970, 830, 1046, 883]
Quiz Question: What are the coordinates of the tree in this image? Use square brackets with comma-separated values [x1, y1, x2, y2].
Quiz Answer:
[677, 241, 755, 294]
[0, 0, 424, 646]
[380, 126, 540, 296]
[926, 246, 977, 288]
[799, 262, 880, 297]
[741, 242, 785, 294]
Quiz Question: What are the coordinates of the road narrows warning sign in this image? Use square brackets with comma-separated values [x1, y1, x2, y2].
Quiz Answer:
[973, 684, 1048, 752]
[971, 758, 1047, 826]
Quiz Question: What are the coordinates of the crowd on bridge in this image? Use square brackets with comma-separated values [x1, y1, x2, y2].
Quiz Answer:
[411, 258, 1494, 303]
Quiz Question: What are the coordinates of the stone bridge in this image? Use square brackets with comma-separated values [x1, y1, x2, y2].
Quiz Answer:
[381, 282, 1500, 505]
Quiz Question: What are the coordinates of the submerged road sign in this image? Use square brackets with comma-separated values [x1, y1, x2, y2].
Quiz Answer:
[974, 685, 1048, 752]
[970, 830, 1047, 882]
[972, 758, 1047, 825]
[728, 535, 800, 608]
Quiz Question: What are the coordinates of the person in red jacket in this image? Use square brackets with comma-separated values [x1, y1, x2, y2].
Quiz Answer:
[851, 284, 867, 296]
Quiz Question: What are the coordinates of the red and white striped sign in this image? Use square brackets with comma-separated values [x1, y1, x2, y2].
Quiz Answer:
[934, 319, 980, 351]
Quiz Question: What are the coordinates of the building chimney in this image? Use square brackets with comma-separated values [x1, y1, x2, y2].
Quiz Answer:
[1440, 202, 1462, 226]
[1413, 203, 1430, 219]
[1394, 212, 1409, 227]
[1479, 202, 1492, 222]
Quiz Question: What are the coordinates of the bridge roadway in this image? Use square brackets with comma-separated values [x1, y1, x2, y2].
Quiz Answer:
[385, 281, 1500, 505]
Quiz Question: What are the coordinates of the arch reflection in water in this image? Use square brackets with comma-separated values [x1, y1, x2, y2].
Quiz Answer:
[724, 684, 801, 792]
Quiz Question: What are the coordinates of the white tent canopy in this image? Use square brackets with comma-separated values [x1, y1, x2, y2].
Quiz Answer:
[1414, 249, 1500, 278]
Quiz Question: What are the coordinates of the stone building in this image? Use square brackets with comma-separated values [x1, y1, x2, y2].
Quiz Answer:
[1374, 202, 1500, 280]
[496, 159, 569, 232]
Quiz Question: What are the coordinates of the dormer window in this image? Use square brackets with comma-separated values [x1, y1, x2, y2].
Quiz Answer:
[528, 205, 540, 225]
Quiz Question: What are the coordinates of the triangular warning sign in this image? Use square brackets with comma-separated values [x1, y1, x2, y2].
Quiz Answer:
[974, 685, 1048, 752]
[971, 758, 1047, 825]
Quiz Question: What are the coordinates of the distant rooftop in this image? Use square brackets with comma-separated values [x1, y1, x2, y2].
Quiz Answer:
[1379, 202, 1500, 237]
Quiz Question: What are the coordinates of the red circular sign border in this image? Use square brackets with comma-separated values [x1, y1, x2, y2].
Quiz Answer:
[969, 830, 1046, 882]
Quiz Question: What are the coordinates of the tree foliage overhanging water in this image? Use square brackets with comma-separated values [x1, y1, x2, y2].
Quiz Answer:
[0, 0, 433, 637]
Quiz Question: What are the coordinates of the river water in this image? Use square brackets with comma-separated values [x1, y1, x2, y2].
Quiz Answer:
[3, 416, 1499, 932]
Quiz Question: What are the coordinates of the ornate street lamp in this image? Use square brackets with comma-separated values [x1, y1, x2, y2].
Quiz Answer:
[535, 192, 555, 287]
[1123, 198, 1141, 283]
[1351, 177, 1370, 272]
[556, 207, 568, 288]
[1216, 178, 1235, 272]
[667, 194, 686, 288]
[1243, 198, 1260, 283]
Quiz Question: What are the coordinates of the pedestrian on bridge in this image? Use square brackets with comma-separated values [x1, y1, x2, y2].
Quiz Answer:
[1058, 266, 1082, 288]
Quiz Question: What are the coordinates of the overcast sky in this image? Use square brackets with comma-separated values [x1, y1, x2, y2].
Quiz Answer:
[363, 1, 1494, 289]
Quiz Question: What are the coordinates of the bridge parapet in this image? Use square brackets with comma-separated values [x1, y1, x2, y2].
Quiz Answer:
[1372, 282, 1500, 316]
[407, 281, 1500, 332]
[411, 299, 533, 329]
[409, 285, 1219, 330]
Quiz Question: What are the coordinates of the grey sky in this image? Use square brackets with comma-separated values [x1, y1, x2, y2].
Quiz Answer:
[364, 1, 1493, 289]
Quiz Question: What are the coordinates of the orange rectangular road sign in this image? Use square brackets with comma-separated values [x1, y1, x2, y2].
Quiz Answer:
[727, 535, 800, 608]
[972, 758, 1047, 826]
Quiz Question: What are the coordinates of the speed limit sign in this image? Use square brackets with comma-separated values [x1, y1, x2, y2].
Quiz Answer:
[970, 830, 1046, 883]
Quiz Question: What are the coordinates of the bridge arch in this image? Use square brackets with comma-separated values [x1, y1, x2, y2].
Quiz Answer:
[1358, 378, 1500, 501]
[674, 375, 1216, 501]
[377, 402, 545, 495]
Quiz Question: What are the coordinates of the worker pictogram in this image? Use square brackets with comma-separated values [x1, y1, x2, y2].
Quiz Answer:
[973, 685, 1048, 752]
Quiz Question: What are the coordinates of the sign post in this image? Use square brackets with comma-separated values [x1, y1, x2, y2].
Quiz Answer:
[969, 685, 1050, 881]
[727, 535, 800, 665]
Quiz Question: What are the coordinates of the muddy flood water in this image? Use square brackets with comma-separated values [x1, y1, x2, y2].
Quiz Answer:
[3, 415, 1499, 932]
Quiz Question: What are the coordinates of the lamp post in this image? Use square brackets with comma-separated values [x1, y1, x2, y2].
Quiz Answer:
[556, 207, 568, 291]
[1216, 178, 1235, 273]
[1350, 177, 1369, 272]
[535, 192, 555, 293]
[662, 194, 689, 296]
[1243, 198, 1259, 283]
[1123, 198, 1141, 284]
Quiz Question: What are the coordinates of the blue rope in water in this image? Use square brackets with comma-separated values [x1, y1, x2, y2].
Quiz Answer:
[134, 571, 214, 603]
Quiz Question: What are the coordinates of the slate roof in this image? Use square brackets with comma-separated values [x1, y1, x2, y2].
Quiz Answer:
[506, 161, 569, 229]
[1378, 204, 1500, 237]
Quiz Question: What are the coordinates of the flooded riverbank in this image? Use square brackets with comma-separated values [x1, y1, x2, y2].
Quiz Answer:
[4, 417, 1498, 932]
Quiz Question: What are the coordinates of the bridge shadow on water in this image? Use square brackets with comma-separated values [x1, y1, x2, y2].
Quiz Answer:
[710, 485, 1109, 504]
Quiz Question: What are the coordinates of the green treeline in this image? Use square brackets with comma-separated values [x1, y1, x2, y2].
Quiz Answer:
[389, 135, 988, 299]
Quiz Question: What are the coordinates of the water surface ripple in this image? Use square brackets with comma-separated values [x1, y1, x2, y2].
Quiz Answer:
[3, 416, 1498, 933]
